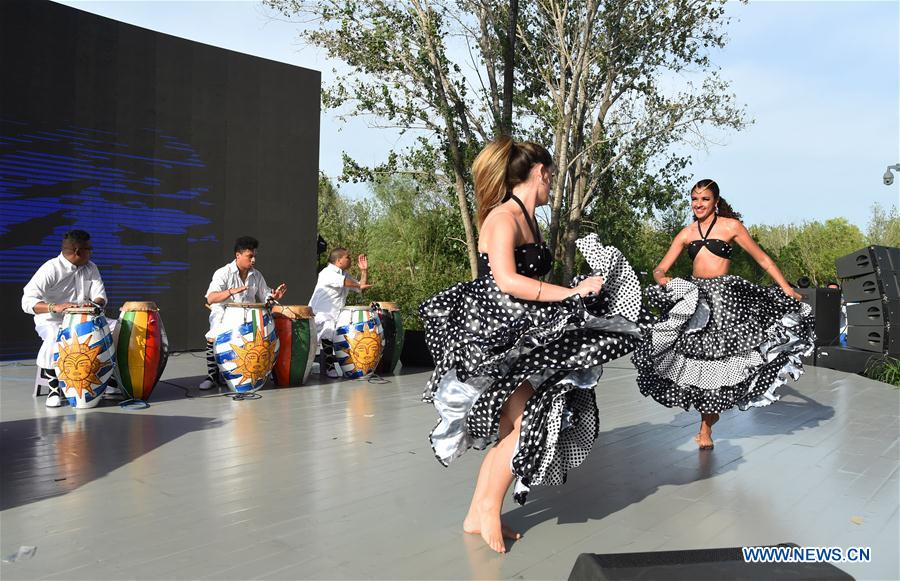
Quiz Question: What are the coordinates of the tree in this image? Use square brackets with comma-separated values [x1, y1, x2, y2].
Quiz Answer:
[749, 223, 801, 261]
[265, 0, 510, 279]
[866, 203, 900, 247]
[316, 174, 374, 271]
[779, 219, 866, 286]
[318, 174, 470, 329]
[267, 0, 748, 282]
[517, 0, 748, 280]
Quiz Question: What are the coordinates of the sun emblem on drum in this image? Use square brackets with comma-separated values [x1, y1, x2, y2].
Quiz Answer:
[230, 327, 276, 385]
[348, 326, 382, 374]
[56, 335, 103, 398]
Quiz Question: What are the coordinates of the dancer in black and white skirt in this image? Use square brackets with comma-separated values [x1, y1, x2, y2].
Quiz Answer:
[420, 137, 643, 553]
[635, 179, 815, 450]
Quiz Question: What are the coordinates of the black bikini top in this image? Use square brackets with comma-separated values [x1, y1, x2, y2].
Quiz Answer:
[477, 195, 553, 278]
[687, 215, 733, 260]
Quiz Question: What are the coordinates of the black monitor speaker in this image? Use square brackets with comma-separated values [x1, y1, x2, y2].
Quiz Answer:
[796, 288, 841, 347]
[815, 346, 881, 374]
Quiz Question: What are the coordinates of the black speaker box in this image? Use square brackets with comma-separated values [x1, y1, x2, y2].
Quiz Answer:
[568, 546, 853, 580]
[836, 245, 900, 278]
[841, 272, 900, 302]
[400, 329, 434, 368]
[816, 346, 881, 374]
[796, 288, 840, 346]
[846, 299, 899, 327]
[846, 326, 899, 354]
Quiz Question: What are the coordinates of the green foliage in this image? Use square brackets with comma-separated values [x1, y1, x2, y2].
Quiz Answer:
[865, 356, 900, 388]
[265, 0, 750, 282]
[318, 177, 894, 331]
[866, 203, 900, 247]
[318, 175, 468, 329]
[778, 218, 866, 286]
[316, 173, 375, 271]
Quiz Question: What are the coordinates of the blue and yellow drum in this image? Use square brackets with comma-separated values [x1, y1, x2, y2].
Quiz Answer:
[333, 306, 384, 378]
[214, 303, 279, 393]
[55, 307, 116, 409]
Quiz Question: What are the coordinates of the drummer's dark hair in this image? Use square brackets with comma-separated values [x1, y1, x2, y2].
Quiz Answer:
[62, 229, 91, 247]
[234, 236, 259, 253]
[328, 247, 349, 264]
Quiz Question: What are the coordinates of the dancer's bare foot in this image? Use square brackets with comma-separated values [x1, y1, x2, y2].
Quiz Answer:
[695, 432, 714, 449]
[463, 511, 521, 540]
[695, 413, 719, 450]
[477, 502, 507, 553]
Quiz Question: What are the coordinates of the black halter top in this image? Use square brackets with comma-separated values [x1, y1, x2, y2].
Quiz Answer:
[477, 196, 553, 278]
[687, 215, 733, 261]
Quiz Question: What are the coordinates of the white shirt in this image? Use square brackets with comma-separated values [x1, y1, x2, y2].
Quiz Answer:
[309, 263, 359, 322]
[21, 253, 107, 326]
[205, 260, 273, 336]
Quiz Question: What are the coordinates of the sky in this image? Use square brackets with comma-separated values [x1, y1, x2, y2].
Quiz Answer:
[54, 0, 900, 231]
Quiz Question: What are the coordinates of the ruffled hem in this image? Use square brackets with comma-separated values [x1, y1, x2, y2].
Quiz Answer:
[637, 348, 806, 413]
[421, 240, 644, 503]
[634, 276, 815, 413]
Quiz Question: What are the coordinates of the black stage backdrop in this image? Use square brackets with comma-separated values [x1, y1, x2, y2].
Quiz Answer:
[0, 0, 320, 359]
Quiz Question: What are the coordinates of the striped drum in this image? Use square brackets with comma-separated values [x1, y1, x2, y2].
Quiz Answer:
[214, 303, 278, 393]
[372, 302, 404, 374]
[55, 307, 116, 409]
[271, 305, 317, 387]
[333, 305, 384, 378]
[115, 301, 169, 402]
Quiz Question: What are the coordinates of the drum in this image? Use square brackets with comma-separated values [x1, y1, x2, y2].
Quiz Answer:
[115, 301, 169, 402]
[54, 307, 116, 409]
[214, 303, 278, 393]
[333, 305, 385, 378]
[271, 305, 317, 387]
[372, 302, 404, 374]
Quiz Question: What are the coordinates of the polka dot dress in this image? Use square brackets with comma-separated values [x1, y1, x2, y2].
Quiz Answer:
[633, 275, 816, 413]
[421, 234, 644, 505]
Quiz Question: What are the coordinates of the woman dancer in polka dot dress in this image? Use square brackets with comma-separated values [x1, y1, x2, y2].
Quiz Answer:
[635, 179, 815, 450]
[420, 137, 644, 553]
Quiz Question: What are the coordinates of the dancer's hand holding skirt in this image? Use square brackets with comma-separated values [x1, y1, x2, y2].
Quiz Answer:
[633, 275, 816, 413]
[420, 234, 644, 504]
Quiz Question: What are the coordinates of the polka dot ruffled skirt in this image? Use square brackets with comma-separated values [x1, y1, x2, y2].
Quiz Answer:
[633, 276, 815, 413]
[420, 234, 644, 504]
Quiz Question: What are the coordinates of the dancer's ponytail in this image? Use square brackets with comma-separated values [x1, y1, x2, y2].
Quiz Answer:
[715, 196, 742, 221]
[473, 137, 514, 228]
[473, 137, 554, 228]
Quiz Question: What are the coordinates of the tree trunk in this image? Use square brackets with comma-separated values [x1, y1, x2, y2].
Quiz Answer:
[501, 0, 517, 135]
[562, 211, 582, 282]
[453, 163, 479, 279]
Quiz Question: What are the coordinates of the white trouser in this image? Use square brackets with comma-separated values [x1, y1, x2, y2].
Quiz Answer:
[313, 312, 338, 346]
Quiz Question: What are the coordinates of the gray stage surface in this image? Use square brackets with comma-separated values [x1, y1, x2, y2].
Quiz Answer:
[1, 354, 897, 580]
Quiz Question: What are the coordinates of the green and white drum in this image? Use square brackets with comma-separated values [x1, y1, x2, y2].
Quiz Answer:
[271, 305, 317, 386]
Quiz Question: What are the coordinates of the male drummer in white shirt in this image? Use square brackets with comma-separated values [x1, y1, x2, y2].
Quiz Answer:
[308, 247, 371, 378]
[201, 236, 287, 390]
[21, 230, 119, 407]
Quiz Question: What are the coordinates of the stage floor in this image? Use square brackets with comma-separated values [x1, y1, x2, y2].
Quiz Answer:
[1, 355, 897, 580]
